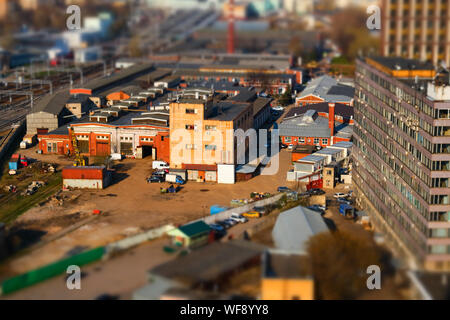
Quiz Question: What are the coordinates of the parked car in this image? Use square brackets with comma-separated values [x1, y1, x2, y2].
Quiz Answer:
[337, 198, 352, 205]
[253, 206, 269, 216]
[334, 192, 347, 198]
[209, 223, 225, 232]
[223, 218, 238, 226]
[287, 144, 294, 151]
[152, 161, 169, 170]
[153, 169, 168, 175]
[277, 186, 291, 193]
[272, 105, 284, 111]
[217, 220, 233, 229]
[280, 144, 288, 149]
[307, 205, 326, 214]
[308, 188, 325, 195]
[242, 211, 261, 219]
[147, 175, 164, 183]
[230, 213, 248, 223]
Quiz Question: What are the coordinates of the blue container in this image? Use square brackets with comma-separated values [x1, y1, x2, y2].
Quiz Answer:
[210, 205, 227, 215]
[9, 161, 18, 170]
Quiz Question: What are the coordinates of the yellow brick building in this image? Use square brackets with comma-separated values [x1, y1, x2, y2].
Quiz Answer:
[169, 91, 253, 178]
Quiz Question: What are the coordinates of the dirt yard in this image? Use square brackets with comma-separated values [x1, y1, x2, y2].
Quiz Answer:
[1, 148, 297, 275]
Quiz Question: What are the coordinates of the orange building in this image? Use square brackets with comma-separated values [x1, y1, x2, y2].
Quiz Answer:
[261, 251, 314, 300]
[169, 90, 253, 181]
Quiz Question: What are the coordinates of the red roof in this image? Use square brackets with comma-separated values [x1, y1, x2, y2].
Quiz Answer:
[182, 164, 217, 171]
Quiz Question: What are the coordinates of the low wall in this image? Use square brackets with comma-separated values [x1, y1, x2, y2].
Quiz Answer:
[198, 193, 285, 224]
[104, 224, 175, 256]
[0, 246, 105, 296]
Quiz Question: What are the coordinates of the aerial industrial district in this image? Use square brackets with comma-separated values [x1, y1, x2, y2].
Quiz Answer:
[0, 1, 449, 302]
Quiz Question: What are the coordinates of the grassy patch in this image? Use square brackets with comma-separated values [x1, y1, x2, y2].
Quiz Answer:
[0, 166, 62, 224]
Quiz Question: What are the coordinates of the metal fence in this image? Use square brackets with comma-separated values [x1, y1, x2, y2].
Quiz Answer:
[0, 246, 105, 296]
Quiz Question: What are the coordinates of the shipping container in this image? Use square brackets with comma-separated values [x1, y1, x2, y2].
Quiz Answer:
[210, 205, 228, 215]
[62, 166, 105, 180]
[62, 166, 111, 189]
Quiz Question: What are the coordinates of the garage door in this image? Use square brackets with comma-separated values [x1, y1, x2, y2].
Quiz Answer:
[120, 142, 133, 155]
[96, 142, 110, 156]
[187, 170, 198, 181]
[205, 171, 216, 182]
[78, 140, 89, 154]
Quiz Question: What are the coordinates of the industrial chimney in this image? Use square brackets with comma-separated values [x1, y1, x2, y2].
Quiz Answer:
[328, 103, 335, 137]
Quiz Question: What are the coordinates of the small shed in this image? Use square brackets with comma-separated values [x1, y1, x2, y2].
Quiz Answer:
[167, 221, 212, 248]
[62, 166, 112, 189]
[236, 164, 258, 181]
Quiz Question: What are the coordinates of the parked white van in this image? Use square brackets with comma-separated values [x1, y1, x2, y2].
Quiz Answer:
[152, 161, 170, 170]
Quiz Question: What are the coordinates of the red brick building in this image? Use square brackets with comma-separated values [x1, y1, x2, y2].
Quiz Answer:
[279, 103, 353, 148]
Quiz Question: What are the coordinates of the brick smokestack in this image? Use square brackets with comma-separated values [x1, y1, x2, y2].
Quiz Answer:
[328, 103, 335, 137]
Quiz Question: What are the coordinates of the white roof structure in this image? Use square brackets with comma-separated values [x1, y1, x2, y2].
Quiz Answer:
[272, 205, 329, 254]
[297, 75, 354, 104]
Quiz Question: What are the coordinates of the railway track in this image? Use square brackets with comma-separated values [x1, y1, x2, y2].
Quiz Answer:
[0, 66, 108, 132]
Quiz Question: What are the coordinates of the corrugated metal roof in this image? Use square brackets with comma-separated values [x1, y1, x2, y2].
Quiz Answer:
[279, 115, 330, 138]
[297, 155, 325, 163]
[272, 206, 329, 253]
[330, 141, 353, 148]
[253, 97, 272, 116]
[298, 75, 354, 103]
[76, 63, 154, 93]
[33, 91, 70, 115]
[285, 102, 354, 119]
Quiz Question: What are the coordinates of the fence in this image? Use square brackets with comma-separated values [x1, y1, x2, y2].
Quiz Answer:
[104, 224, 174, 257]
[0, 246, 105, 296]
[0, 223, 176, 296]
[0, 194, 287, 296]
[198, 193, 285, 225]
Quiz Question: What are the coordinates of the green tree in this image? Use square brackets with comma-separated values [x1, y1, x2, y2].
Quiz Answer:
[279, 87, 292, 106]
[329, 8, 379, 61]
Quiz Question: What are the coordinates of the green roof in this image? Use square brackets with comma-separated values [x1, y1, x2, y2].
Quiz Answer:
[178, 221, 211, 237]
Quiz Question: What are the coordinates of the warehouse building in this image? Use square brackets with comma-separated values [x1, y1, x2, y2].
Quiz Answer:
[40, 110, 171, 161]
[295, 75, 354, 107]
[28, 63, 156, 136]
[279, 103, 353, 148]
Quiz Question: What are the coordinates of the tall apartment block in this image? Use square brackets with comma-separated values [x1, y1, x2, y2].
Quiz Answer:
[354, 56, 450, 271]
[381, 0, 450, 66]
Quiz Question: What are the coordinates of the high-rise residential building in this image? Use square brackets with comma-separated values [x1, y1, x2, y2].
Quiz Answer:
[353, 56, 450, 271]
[381, 0, 450, 66]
